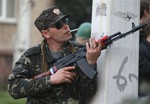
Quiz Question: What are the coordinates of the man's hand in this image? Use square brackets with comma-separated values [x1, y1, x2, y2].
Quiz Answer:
[86, 37, 102, 65]
[50, 66, 76, 84]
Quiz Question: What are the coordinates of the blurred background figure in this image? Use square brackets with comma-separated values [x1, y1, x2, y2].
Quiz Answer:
[138, 0, 150, 98]
[139, 18, 150, 97]
[75, 22, 91, 45]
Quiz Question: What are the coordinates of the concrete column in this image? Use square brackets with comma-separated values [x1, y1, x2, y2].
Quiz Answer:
[13, 0, 32, 66]
[90, 0, 140, 104]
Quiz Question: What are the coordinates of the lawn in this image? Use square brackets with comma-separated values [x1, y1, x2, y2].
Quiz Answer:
[0, 90, 26, 104]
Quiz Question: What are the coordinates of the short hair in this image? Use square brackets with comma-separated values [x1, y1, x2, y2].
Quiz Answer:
[141, 18, 150, 38]
[140, 0, 150, 19]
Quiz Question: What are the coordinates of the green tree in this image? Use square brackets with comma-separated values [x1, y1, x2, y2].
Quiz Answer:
[55, 0, 92, 29]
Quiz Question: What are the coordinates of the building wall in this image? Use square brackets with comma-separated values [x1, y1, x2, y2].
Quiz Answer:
[0, 23, 16, 51]
[30, 0, 53, 47]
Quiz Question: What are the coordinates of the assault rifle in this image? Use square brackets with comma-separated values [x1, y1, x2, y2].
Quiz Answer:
[34, 23, 147, 80]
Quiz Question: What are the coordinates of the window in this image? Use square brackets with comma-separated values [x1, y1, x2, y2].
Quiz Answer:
[0, 0, 16, 23]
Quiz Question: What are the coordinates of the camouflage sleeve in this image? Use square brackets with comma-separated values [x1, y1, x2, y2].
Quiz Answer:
[77, 64, 97, 101]
[8, 55, 52, 99]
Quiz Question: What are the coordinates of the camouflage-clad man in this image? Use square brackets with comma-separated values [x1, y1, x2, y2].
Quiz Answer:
[8, 6, 102, 104]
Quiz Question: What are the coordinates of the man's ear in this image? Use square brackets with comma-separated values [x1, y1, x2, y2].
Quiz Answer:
[144, 9, 149, 17]
[41, 30, 51, 38]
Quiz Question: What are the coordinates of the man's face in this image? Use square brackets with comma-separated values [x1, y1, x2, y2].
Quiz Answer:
[43, 18, 72, 42]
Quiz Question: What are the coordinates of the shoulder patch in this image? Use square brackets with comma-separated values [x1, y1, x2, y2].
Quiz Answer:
[24, 44, 41, 56]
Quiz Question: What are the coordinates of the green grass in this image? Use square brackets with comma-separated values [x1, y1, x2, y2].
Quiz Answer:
[0, 90, 26, 104]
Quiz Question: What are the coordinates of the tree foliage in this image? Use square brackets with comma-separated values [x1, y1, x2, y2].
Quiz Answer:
[55, 0, 92, 29]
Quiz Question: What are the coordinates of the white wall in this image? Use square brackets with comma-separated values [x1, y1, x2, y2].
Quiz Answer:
[90, 0, 140, 104]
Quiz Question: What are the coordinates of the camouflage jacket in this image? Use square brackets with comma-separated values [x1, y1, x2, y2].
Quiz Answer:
[8, 40, 97, 104]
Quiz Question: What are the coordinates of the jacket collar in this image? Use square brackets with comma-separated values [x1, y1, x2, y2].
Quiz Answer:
[43, 41, 77, 63]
